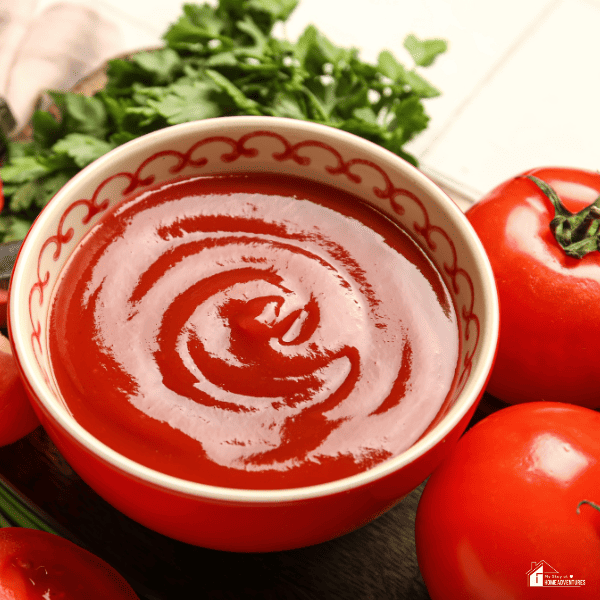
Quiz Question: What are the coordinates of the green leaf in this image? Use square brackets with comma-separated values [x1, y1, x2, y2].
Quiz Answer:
[270, 91, 307, 120]
[163, 5, 229, 50]
[131, 48, 182, 84]
[0, 215, 34, 242]
[219, 0, 297, 35]
[376, 52, 441, 98]
[341, 115, 387, 142]
[7, 168, 74, 213]
[40, 149, 83, 172]
[39, 171, 75, 206]
[295, 25, 356, 72]
[9, 180, 41, 212]
[236, 14, 270, 56]
[147, 80, 223, 124]
[31, 110, 63, 150]
[403, 69, 441, 98]
[52, 133, 115, 168]
[3, 138, 33, 162]
[97, 91, 127, 131]
[300, 86, 333, 122]
[0, 156, 48, 184]
[353, 106, 378, 125]
[50, 92, 109, 138]
[122, 105, 165, 130]
[109, 131, 139, 146]
[205, 51, 239, 68]
[205, 69, 261, 114]
[333, 81, 370, 118]
[0, 183, 18, 197]
[377, 50, 409, 82]
[404, 34, 447, 67]
[104, 57, 151, 92]
[181, 2, 228, 36]
[389, 95, 429, 143]
[246, 0, 299, 22]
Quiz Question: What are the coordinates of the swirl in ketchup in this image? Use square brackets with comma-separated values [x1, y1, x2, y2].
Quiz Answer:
[49, 173, 459, 489]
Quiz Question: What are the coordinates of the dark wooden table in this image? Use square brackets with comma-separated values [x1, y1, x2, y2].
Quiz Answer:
[0, 391, 505, 600]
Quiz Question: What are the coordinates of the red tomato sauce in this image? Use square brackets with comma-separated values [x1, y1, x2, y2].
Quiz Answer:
[48, 173, 459, 489]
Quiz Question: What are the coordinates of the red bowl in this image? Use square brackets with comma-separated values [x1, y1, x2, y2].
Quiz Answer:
[9, 116, 499, 551]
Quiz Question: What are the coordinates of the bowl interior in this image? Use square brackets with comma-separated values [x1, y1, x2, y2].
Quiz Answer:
[10, 116, 498, 497]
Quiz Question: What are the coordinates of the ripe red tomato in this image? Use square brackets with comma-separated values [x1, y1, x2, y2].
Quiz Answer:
[0, 527, 139, 599]
[415, 402, 600, 599]
[466, 167, 600, 407]
[0, 333, 39, 446]
[0, 289, 7, 330]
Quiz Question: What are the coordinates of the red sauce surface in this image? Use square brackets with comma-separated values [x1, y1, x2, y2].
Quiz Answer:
[48, 173, 459, 489]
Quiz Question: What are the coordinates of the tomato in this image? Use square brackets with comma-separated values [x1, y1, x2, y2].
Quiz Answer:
[0, 527, 139, 599]
[0, 333, 39, 446]
[466, 167, 600, 407]
[415, 403, 600, 599]
[0, 289, 7, 330]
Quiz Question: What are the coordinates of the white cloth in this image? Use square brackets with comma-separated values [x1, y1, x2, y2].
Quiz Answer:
[0, 0, 166, 131]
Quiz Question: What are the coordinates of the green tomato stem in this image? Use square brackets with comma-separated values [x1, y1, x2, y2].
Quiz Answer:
[527, 175, 600, 259]
[576, 499, 600, 514]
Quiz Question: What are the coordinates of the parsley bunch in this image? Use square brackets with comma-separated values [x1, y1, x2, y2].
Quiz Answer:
[0, 0, 446, 242]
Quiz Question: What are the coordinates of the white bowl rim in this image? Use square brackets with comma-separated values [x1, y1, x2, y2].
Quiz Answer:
[9, 116, 499, 503]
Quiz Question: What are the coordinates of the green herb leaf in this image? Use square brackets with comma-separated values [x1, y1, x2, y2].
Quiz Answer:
[0, 214, 36, 242]
[52, 133, 116, 168]
[51, 92, 109, 138]
[31, 111, 64, 150]
[404, 34, 447, 67]
[1, 156, 48, 184]
[246, 0, 299, 22]
[130, 48, 183, 84]
[147, 79, 223, 123]
[163, 5, 228, 50]
[0, 0, 446, 243]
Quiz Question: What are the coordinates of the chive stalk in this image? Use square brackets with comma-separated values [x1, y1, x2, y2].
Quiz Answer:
[0, 474, 61, 534]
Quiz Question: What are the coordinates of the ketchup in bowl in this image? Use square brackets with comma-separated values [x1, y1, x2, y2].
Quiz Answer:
[48, 172, 459, 490]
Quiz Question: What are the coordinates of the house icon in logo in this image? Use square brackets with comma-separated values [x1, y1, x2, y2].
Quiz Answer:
[527, 561, 559, 587]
